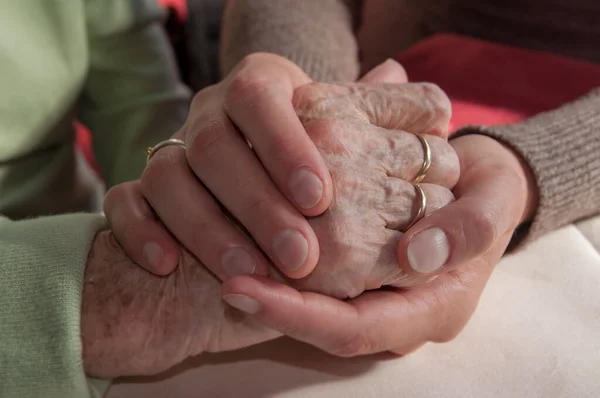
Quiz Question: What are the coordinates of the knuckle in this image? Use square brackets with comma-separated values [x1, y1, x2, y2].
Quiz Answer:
[426, 291, 462, 344]
[421, 83, 452, 122]
[244, 193, 277, 217]
[462, 203, 500, 251]
[141, 156, 176, 198]
[225, 68, 273, 110]
[103, 183, 128, 211]
[187, 217, 214, 250]
[188, 120, 226, 160]
[426, 186, 455, 213]
[330, 332, 373, 358]
[431, 323, 465, 343]
[303, 118, 344, 146]
[190, 85, 218, 112]
[429, 136, 461, 185]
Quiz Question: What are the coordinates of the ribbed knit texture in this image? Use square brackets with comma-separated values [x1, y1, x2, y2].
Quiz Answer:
[221, 0, 600, 244]
[0, 214, 108, 398]
[220, 0, 361, 81]
[455, 88, 600, 246]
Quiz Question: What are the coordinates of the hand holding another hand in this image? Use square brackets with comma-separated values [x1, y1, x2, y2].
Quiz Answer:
[93, 55, 537, 374]
[223, 119, 538, 357]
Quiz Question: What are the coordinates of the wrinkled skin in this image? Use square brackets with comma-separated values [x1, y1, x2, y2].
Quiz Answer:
[82, 231, 279, 378]
[83, 79, 459, 377]
[273, 82, 459, 298]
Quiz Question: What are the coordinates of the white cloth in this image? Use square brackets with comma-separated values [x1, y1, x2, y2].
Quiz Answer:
[107, 217, 600, 398]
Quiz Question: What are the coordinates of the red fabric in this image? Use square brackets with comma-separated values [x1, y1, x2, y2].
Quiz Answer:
[396, 34, 600, 131]
[157, 0, 187, 19]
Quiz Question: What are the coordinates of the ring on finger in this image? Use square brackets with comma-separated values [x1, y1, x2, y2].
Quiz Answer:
[403, 183, 427, 231]
[412, 135, 431, 184]
[147, 139, 186, 162]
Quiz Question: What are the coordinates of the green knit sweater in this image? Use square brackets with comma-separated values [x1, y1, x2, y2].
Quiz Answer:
[0, 1, 189, 396]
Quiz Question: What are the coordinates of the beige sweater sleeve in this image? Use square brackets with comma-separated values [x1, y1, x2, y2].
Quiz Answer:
[454, 88, 600, 246]
[220, 0, 361, 82]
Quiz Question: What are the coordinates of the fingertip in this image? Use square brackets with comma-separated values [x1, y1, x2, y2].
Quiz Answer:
[403, 227, 452, 275]
[150, 243, 180, 276]
[270, 225, 320, 279]
[288, 167, 325, 213]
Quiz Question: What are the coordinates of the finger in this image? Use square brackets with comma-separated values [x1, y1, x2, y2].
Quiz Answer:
[223, 232, 510, 356]
[141, 145, 272, 281]
[222, 53, 333, 217]
[302, 120, 459, 188]
[361, 83, 452, 138]
[359, 59, 408, 84]
[380, 131, 459, 187]
[378, 182, 454, 231]
[104, 181, 180, 276]
[396, 138, 527, 277]
[294, 82, 452, 138]
[221, 276, 438, 357]
[184, 100, 320, 279]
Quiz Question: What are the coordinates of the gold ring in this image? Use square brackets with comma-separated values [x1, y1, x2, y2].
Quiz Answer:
[146, 139, 186, 162]
[404, 183, 427, 231]
[412, 135, 431, 184]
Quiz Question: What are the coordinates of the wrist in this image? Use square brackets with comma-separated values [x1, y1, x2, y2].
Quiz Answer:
[81, 231, 171, 377]
[450, 133, 539, 227]
[81, 231, 214, 378]
[497, 142, 539, 224]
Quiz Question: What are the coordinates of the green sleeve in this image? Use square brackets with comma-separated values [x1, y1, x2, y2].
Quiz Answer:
[0, 214, 108, 397]
[80, 0, 191, 188]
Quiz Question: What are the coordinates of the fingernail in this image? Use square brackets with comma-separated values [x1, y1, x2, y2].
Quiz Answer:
[289, 169, 323, 209]
[223, 294, 261, 314]
[272, 229, 308, 273]
[143, 242, 163, 270]
[222, 247, 256, 277]
[407, 228, 450, 274]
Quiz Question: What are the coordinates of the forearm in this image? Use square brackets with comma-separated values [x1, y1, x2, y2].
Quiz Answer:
[0, 214, 109, 398]
[454, 87, 600, 246]
[220, 0, 361, 82]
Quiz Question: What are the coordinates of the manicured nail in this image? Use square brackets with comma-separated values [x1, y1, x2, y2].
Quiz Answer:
[289, 169, 323, 209]
[272, 229, 308, 273]
[223, 294, 261, 314]
[407, 228, 450, 273]
[143, 242, 163, 270]
[222, 247, 256, 277]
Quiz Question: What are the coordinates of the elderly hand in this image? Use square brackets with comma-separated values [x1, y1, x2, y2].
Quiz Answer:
[276, 79, 458, 298]
[81, 230, 280, 378]
[221, 130, 537, 356]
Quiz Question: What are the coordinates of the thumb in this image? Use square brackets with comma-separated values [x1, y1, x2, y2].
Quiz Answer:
[359, 59, 408, 84]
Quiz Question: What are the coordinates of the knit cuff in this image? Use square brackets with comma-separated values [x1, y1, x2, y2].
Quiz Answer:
[0, 213, 108, 397]
[453, 88, 600, 248]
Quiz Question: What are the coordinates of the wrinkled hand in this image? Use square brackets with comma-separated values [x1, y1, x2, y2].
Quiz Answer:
[81, 230, 280, 378]
[221, 110, 537, 357]
[277, 80, 459, 298]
